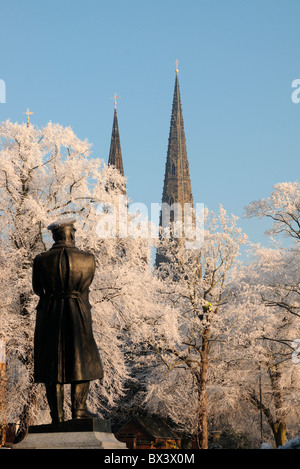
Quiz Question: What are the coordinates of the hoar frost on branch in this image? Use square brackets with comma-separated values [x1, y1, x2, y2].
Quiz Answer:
[245, 182, 300, 241]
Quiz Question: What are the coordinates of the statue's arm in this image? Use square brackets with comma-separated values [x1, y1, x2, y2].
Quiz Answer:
[90, 254, 96, 282]
[32, 257, 43, 296]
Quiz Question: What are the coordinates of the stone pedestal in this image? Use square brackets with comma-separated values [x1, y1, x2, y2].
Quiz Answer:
[12, 419, 127, 450]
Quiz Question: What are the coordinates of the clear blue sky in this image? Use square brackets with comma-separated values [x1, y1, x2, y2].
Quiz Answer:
[1, 0, 300, 249]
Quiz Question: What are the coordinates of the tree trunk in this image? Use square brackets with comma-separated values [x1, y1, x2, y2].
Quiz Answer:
[13, 385, 38, 444]
[196, 378, 208, 448]
[196, 328, 209, 449]
[249, 375, 287, 449]
[269, 363, 286, 448]
[272, 420, 286, 448]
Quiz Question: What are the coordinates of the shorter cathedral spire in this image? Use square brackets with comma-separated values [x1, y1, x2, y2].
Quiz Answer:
[108, 95, 125, 178]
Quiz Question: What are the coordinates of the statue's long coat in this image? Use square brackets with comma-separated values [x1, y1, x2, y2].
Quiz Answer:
[32, 242, 103, 384]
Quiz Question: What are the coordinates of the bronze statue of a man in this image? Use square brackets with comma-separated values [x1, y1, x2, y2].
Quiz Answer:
[32, 219, 103, 424]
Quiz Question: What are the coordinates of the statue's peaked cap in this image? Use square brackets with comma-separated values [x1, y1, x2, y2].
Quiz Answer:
[47, 218, 76, 232]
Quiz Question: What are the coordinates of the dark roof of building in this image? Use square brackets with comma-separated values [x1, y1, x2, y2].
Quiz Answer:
[118, 413, 181, 440]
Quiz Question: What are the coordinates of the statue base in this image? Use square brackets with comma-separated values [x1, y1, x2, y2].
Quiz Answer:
[12, 418, 127, 450]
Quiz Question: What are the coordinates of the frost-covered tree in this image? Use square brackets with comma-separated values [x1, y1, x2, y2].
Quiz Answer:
[240, 182, 300, 447]
[0, 120, 155, 434]
[220, 246, 300, 448]
[211, 265, 300, 447]
[142, 206, 247, 449]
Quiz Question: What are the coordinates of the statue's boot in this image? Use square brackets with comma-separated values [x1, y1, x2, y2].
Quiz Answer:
[45, 383, 64, 424]
[71, 380, 98, 419]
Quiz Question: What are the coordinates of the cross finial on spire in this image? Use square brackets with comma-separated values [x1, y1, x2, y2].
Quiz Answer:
[24, 108, 33, 126]
[175, 59, 179, 74]
[112, 92, 120, 109]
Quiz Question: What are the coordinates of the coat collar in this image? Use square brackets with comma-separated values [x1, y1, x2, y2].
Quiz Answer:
[50, 242, 77, 249]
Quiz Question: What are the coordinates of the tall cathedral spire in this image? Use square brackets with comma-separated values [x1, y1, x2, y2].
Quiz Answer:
[161, 63, 193, 210]
[108, 94, 125, 177]
[156, 63, 194, 267]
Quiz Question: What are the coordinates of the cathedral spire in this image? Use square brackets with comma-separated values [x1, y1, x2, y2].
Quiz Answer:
[108, 94, 125, 178]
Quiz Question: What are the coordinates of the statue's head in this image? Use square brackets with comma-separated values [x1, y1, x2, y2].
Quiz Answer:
[47, 218, 76, 245]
